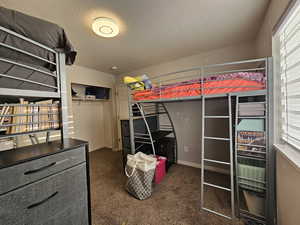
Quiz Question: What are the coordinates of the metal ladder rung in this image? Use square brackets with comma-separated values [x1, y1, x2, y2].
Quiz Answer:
[135, 140, 155, 145]
[204, 136, 230, 141]
[134, 136, 151, 140]
[203, 159, 230, 165]
[202, 207, 232, 220]
[203, 182, 231, 192]
[201, 94, 235, 220]
[135, 133, 150, 136]
[204, 116, 229, 118]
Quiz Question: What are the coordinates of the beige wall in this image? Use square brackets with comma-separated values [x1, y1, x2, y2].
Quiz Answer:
[276, 151, 300, 225]
[120, 41, 256, 81]
[257, 1, 300, 225]
[66, 65, 117, 151]
[117, 41, 256, 167]
[255, 0, 291, 57]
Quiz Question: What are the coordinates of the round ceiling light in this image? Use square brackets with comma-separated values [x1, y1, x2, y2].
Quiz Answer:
[92, 17, 119, 38]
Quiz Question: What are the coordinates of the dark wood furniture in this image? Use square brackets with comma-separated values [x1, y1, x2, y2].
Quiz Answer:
[0, 138, 91, 225]
[120, 116, 176, 171]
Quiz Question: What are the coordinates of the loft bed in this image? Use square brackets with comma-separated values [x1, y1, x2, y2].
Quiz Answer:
[0, 6, 76, 141]
[131, 58, 268, 103]
[133, 71, 265, 102]
[125, 57, 274, 225]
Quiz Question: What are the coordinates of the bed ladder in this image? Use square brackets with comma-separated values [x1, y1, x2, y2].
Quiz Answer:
[201, 94, 235, 221]
[132, 103, 156, 155]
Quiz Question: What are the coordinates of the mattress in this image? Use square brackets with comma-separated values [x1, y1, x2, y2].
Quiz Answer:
[133, 72, 265, 101]
[0, 7, 76, 70]
[0, 57, 57, 92]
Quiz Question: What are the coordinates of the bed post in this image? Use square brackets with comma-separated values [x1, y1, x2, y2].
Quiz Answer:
[266, 57, 276, 225]
[128, 88, 135, 154]
[58, 53, 69, 141]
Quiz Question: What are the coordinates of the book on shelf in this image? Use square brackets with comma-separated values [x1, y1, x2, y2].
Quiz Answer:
[0, 98, 60, 135]
[237, 131, 266, 146]
[239, 102, 265, 116]
[0, 105, 11, 133]
[237, 119, 265, 132]
[32, 103, 39, 131]
[36, 99, 53, 130]
[52, 101, 60, 129]
[20, 98, 29, 133]
[237, 144, 265, 158]
[26, 103, 33, 132]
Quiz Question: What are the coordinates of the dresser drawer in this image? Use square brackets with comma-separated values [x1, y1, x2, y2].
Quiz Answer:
[0, 163, 89, 225]
[0, 146, 86, 195]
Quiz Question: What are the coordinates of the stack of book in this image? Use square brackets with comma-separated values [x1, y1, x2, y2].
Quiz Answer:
[0, 99, 60, 135]
[239, 102, 265, 116]
[237, 101, 266, 157]
[237, 131, 266, 146]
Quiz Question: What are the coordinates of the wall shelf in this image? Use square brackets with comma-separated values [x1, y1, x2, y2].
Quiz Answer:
[71, 83, 110, 102]
[72, 97, 110, 102]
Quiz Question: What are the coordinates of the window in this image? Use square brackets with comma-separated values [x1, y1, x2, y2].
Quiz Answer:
[273, 0, 300, 150]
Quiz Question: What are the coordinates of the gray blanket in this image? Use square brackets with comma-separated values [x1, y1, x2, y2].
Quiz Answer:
[0, 6, 76, 68]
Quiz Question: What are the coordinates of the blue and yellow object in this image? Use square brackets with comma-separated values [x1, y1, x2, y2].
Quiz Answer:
[123, 74, 152, 90]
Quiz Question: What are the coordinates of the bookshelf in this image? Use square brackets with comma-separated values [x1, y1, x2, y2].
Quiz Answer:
[235, 96, 267, 223]
[0, 53, 69, 150]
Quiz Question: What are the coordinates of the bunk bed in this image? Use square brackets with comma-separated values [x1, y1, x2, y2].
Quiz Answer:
[0, 7, 91, 225]
[125, 58, 275, 225]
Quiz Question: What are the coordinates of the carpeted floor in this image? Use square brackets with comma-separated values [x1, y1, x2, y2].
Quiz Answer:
[89, 148, 243, 225]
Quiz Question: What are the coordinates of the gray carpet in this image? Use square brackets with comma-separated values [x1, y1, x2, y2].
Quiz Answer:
[89, 148, 243, 225]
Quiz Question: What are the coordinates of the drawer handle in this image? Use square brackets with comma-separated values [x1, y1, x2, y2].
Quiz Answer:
[27, 191, 58, 209]
[24, 162, 56, 175]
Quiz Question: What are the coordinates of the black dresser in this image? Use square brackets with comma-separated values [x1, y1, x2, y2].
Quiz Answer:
[121, 116, 176, 171]
[0, 138, 91, 225]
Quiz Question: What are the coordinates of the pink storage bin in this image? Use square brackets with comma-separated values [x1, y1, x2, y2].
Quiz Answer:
[154, 156, 167, 184]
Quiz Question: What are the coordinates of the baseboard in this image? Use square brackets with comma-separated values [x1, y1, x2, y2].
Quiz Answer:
[177, 160, 201, 168]
[177, 160, 229, 175]
[89, 146, 106, 152]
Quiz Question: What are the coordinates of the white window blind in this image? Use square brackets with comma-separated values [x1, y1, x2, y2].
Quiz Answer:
[275, 1, 300, 150]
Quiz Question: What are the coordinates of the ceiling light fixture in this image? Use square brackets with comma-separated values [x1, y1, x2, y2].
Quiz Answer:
[92, 17, 119, 38]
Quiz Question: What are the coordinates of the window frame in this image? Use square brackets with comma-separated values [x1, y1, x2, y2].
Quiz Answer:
[272, 0, 300, 154]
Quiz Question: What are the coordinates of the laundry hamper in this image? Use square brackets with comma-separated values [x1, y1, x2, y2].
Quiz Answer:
[125, 152, 157, 200]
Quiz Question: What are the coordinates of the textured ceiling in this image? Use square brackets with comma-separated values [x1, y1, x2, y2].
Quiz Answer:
[1, 0, 270, 74]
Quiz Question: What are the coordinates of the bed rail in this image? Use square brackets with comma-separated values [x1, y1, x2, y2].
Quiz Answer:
[0, 25, 61, 98]
[128, 58, 270, 103]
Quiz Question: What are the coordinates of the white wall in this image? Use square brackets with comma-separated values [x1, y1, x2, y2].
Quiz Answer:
[256, 1, 300, 225]
[120, 41, 256, 82]
[117, 41, 256, 168]
[66, 65, 117, 151]
[255, 0, 291, 57]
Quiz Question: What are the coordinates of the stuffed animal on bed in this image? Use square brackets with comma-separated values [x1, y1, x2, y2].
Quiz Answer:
[123, 74, 152, 90]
